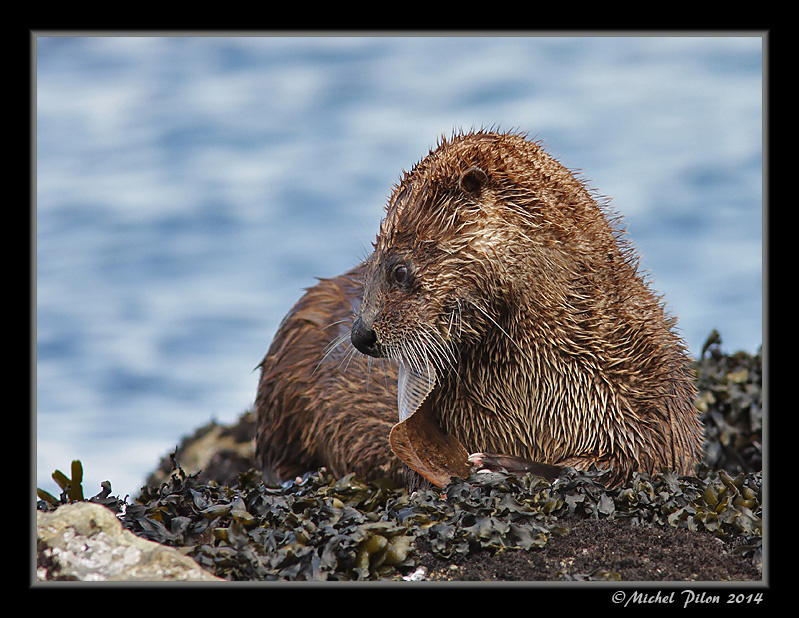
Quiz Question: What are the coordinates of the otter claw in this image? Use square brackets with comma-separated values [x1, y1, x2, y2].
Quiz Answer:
[468, 452, 510, 473]
[468, 452, 488, 469]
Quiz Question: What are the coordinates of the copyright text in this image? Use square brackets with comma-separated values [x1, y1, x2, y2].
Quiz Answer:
[611, 590, 763, 608]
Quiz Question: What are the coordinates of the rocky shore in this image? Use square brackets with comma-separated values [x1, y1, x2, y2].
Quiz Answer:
[36, 331, 763, 583]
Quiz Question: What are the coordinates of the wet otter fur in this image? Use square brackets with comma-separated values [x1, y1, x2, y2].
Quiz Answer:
[255, 129, 703, 488]
[255, 268, 404, 484]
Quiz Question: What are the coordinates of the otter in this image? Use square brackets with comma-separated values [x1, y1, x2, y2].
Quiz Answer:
[255, 130, 703, 488]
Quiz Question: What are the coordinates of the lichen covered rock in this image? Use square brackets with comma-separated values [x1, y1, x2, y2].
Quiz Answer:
[37, 502, 222, 582]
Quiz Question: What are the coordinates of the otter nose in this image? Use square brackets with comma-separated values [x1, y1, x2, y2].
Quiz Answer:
[351, 318, 380, 357]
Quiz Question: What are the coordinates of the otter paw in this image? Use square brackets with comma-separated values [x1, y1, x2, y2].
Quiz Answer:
[467, 452, 505, 473]
[468, 452, 562, 481]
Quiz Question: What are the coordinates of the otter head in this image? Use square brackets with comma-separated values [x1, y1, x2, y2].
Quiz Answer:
[351, 131, 616, 406]
[351, 147, 496, 374]
[352, 135, 505, 452]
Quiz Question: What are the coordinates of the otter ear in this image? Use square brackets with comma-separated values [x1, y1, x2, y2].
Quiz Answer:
[459, 166, 488, 197]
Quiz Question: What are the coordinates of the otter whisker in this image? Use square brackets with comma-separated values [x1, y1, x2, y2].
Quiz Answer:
[468, 300, 524, 353]
[405, 337, 435, 382]
[380, 356, 394, 393]
[341, 342, 362, 373]
[418, 325, 457, 375]
[418, 330, 452, 379]
[313, 331, 353, 375]
[403, 339, 424, 375]
[450, 299, 464, 338]
[416, 332, 441, 374]
[362, 351, 373, 393]
[446, 306, 456, 340]
[320, 317, 352, 332]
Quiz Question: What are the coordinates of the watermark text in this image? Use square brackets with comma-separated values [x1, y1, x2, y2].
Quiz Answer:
[611, 590, 763, 608]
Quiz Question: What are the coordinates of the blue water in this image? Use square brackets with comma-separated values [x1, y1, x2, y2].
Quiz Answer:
[35, 35, 763, 500]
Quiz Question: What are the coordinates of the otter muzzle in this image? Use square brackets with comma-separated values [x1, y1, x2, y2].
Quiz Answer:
[351, 317, 381, 357]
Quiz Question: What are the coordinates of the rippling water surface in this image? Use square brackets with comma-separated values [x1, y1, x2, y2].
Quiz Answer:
[36, 35, 763, 499]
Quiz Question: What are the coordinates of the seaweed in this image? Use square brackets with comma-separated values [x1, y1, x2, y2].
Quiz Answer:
[40, 453, 761, 581]
[37, 460, 85, 505]
[37, 331, 763, 581]
[37, 459, 127, 515]
[694, 330, 762, 473]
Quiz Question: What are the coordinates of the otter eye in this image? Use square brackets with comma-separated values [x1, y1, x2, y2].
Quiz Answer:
[392, 264, 409, 285]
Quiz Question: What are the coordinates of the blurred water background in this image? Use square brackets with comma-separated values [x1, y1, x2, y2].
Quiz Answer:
[35, 34, 763, 500]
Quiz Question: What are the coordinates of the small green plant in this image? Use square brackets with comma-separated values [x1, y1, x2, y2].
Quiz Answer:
[37, 460, 85, 505]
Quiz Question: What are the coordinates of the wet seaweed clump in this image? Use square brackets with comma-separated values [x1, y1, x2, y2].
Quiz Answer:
[38, 454, 762, 581]
[37, 460, 127, 516]
[37, 331, 763, 581]
[122, 459, 418, 581]
[695, 330, 762, 474]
